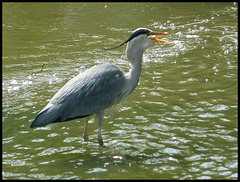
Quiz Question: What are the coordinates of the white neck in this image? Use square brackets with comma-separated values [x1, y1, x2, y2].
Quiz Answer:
[124, 49, 143, 97]
[118, 35, 153, 103]
[116, 32, 156, 104]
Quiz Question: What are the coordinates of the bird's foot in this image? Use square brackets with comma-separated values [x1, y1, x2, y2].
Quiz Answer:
[98, 137, 104, 146]
[83, 134, 88, 142]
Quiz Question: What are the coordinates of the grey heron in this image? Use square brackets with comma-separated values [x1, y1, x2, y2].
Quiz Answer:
[30, 28, 171, 146]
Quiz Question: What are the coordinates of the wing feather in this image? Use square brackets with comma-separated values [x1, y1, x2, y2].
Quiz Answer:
[31, 64, 125, 128]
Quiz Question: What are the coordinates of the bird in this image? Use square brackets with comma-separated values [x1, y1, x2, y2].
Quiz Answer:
[30, 27, 171, 146]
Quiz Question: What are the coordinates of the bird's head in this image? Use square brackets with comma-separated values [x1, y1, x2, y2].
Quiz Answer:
[105, 28, 171, 63]
[105, 27, 171, 51]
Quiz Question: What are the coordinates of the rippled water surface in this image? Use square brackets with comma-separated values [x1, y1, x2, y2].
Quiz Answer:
[2, 2, 238, 180]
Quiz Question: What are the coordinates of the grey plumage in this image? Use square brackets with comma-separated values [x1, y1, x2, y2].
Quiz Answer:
[31, 64, 125, 128]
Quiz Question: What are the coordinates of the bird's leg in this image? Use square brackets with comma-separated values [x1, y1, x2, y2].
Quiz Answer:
[83, 116, 89, 142]
[97, 111, 104, 146]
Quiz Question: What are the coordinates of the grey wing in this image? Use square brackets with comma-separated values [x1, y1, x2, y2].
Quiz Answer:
[31, 64, 125, 128]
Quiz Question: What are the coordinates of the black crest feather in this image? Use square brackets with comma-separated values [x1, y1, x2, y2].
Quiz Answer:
[104, 28, 151, 50]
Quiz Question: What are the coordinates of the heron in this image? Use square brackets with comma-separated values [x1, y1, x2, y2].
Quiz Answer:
[30, 28, 171, 146]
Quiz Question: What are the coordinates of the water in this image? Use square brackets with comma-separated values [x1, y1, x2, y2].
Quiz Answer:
[2, 2, 238, 180]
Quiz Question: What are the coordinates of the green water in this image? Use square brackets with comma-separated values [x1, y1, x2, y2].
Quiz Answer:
[2, 2, 238, 180]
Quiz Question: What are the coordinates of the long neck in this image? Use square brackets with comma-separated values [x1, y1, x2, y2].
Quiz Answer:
[128, 59, 142, 87]
[116, 43, 145, 105]
[124, 48, 143, 95]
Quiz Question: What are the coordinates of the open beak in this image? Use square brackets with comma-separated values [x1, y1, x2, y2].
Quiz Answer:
[148, 32, 171, 43]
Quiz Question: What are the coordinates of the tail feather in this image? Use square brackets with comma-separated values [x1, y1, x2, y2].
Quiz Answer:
[30, 103, 91, 128]
[30, 104, 61, 128]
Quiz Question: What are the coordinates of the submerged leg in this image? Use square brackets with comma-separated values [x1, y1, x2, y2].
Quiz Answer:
[97, 111, 104, 146]
[83, 116, 89, 142]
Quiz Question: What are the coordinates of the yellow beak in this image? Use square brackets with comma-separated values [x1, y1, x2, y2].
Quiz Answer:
[148, 32, 171, 43]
